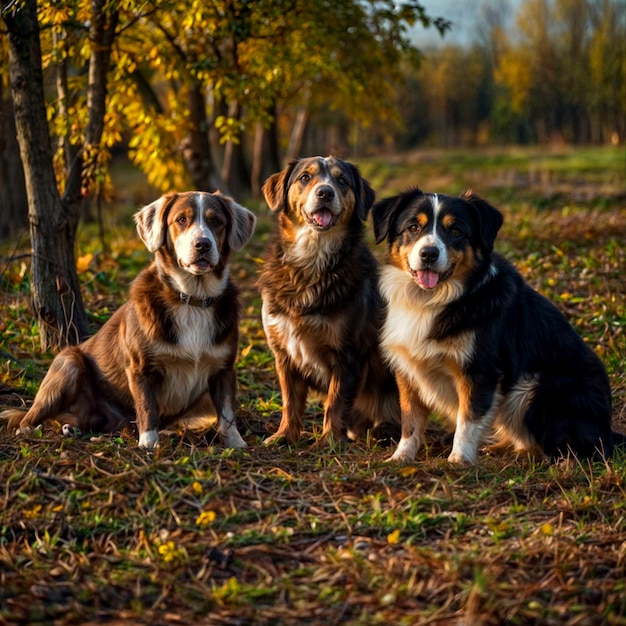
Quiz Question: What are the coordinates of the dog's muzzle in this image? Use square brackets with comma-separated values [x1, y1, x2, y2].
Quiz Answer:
[410, 245, 455, 289]
[178, 238, 217, 273]
[306, 185, 340, 230]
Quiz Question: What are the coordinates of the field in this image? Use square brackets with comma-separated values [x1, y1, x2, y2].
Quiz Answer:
[1, 146, 625, 625]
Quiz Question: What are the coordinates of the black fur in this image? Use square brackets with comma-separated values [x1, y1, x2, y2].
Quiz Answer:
[259, 157, 400, 445]
[373, 189, 619, 462]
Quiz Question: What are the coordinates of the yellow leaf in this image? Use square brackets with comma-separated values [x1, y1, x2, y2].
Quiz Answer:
[387, 529, 401, 544]
[76, 253, 94, 273]
[24, 504, 43, 519]
[240, 343, 253, 358]
[191, 481, 203, 494]
[541, 523, 554, 535]
[196, 510, 217, 526]
[398, 466, 418, 477]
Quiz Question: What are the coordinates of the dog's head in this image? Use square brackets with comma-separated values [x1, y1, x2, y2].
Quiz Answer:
[373, 189, 503, 293]
[135, 191, 256, 275]
[262, 156, 375, 235]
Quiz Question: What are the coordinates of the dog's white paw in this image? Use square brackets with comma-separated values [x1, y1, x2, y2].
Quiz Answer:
[15, 425, 41, 436]
[223, 428, 247, 449]
[386, 450, 416, 463]
[447, 450, 476, 465]
[386, 438, 419, 463]
[62, 424, 82, 438]
[138, 429, 159, 450]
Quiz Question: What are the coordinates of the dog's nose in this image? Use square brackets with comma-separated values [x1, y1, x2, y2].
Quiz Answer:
[316, 185, 335, 202]
[420, 246, 439, 264]
[194, 238, 212, 252]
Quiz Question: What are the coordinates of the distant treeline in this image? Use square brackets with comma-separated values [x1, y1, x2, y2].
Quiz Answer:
[0, 0, 623, 216]
[389, 0, 625, 150]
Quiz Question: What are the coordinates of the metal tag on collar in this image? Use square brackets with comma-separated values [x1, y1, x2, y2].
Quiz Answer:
[180, 292, 213, 308]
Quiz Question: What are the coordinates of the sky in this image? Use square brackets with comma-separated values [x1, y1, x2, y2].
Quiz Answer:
[415, 0, 518, 49]
[416, 0, 482, 48]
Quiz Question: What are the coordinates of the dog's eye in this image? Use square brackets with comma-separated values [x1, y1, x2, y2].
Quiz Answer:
[300, 173, 311, 183]
[450, 227, 463, 238]
[337, 175, 348, 186]
[408, 224, 421, 234]
[176, 215, 187, 225]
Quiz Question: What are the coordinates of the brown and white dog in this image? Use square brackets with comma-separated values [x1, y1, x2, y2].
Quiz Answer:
[258, 156, 400, 446]
[3, 191, 256, 449]
[372, 188, 619, 464]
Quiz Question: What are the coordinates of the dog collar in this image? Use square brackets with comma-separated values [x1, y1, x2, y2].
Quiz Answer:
[162, 274, 215, 308]
[179, 292, 214, 308]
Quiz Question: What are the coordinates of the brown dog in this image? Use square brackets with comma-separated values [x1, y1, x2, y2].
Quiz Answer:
[258, 156, 400, 446]
[3, 191, 256, 449]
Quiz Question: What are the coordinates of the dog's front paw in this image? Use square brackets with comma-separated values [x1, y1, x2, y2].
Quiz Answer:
[264, 429, 301, 446]
[447, 450, 476, 465]
[386, 437, 419, 463]
[264, 432, 286, 446]
[138, 429, 159, 450]
[223, 429, 247, 449]
[15, 425, 41, 436]
[386, 449, 416, 463]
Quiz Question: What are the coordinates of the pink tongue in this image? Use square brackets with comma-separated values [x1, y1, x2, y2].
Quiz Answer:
[417, 269, 440, 289]
[313, 209, 334, 228]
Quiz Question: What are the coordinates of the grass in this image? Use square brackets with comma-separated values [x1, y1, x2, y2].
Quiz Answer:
[1, 145, 626, 625]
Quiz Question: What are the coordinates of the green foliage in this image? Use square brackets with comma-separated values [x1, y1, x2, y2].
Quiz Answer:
[20, 0, 448, 196]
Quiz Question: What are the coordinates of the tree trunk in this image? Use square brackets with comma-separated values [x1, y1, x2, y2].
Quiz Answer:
[221, 101, 251, 198]
[2, 0, 89, 350]
[250, 103, 281, 198]
[0, 81, 28, 239]
[285, 106, 309, 161]
[183, 82, 223, 192]
[63, 0, 118, 214]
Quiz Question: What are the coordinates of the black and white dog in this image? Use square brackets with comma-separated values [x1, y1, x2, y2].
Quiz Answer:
[372, 188, 619, 464]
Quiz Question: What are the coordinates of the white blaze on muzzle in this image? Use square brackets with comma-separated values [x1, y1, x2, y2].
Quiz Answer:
[407, 195, 450, 289]
[174, 194, 220, 272]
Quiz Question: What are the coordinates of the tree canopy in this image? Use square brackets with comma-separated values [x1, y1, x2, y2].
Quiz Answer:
[17, 0, 449, 199]
[0, 0, 449, 348]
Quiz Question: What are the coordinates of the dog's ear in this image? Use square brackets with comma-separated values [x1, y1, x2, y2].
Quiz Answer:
[346, 162, 375, 221]
[262, 161, 296, 213]
[225, 197, 257, 251]
[460, 190, 503, 252]
[135, 193, 177, 252]
[372, 195, 402, 244]
[372, 188, 426, 244]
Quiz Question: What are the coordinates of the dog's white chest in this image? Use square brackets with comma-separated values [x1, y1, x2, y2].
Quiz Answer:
[380, 266, 475, 417]
[173, 306, 220, 358]
[380, 266, 474, 364]
[154, 306, 232, 413]
[261, 302, 332, 383]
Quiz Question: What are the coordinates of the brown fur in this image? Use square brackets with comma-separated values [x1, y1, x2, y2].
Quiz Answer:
[3, 192, 256, 449]
[258, 156, 400, 446]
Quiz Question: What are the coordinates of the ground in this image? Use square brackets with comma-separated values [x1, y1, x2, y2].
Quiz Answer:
[0, 146, 625, 625]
